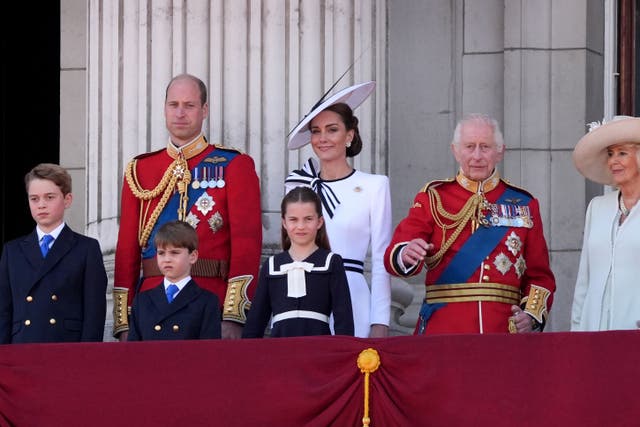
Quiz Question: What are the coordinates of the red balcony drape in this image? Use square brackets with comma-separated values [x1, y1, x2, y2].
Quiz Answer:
[0, 331, 638, 426]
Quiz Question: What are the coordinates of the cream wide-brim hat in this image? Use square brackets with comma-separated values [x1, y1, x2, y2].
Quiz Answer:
[287, 81, 376, 150]
[573, 116, 640, 185]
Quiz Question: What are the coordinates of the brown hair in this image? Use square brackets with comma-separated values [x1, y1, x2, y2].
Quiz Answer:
[317, 102, 363, 157]
[154, 220, 199, 253]
[281, 187, 330, 251]
[24, 163, 72, 195]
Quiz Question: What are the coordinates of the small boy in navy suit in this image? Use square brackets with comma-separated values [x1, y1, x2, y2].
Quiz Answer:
[0, 163, 107, 344]
[128, 220, 221, 340]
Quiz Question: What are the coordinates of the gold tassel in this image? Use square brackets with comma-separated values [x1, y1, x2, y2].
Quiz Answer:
[357, 348, 381, 427]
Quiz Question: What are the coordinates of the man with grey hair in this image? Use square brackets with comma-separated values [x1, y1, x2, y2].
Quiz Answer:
[384, 113, 556, 334]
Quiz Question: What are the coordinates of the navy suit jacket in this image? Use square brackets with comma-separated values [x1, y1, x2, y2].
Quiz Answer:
[0, 225, 108, 343]
[128, 280, 221, 341]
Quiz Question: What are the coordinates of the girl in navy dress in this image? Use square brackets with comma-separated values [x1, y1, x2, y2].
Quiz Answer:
[243, 187, 354, 338]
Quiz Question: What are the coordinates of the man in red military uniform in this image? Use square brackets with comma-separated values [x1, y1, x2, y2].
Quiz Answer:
[385, 114, 555, 334]
[113, 74, 262, 340]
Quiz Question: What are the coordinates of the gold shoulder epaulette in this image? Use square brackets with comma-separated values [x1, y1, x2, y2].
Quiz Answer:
[419, 177, 455, 193]
[213, 144, 245, 154]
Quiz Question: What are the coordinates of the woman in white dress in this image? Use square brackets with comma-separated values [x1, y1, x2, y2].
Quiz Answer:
[571, 116, 640, 331]
[285, 82, 392, 338]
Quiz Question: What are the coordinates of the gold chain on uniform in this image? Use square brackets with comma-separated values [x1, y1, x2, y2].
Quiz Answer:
[424, 188, 486, 269]
[125, 156, 191, 247]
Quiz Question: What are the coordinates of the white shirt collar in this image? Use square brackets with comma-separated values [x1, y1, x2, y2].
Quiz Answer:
[37, 222, 65, 242]
[164, 276, 192, 292]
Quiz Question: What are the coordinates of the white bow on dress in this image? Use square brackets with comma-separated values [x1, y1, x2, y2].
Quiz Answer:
[280, 261, 314, 298]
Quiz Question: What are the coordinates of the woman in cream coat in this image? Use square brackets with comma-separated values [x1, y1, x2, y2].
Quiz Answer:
[571, 116, 640, 331]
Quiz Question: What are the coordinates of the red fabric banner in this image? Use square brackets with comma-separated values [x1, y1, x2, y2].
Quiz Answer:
[0, 331, 638, 426]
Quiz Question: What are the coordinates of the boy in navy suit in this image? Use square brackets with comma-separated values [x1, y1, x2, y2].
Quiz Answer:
[0, 163, 108, 343]
[128, 220, 221, 340]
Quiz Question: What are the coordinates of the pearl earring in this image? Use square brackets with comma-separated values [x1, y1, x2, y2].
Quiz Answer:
[346, 141, 352, 148]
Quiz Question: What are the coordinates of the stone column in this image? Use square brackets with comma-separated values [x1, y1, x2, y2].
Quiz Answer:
[62, 0, 395, 338]
[503, 0, 604, 331]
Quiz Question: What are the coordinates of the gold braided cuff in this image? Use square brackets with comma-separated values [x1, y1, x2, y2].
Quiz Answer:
[222, 275, 253, 323]
[521, 284, 551, 324]
[112, 287, 130, 337]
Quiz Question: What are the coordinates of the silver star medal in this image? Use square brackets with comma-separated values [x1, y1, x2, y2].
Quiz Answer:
[514, 255, 527, 278]
[196, 193, 215, 215]
[209, 212, 223, 233]
[493, 253, 513, 275]
[185, 212, 200, 228]
[505, 231, 522, 256]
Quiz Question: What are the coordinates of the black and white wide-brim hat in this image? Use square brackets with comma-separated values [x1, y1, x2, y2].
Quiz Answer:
[573, 116, 640, 185]
[287, 81, 376, 150]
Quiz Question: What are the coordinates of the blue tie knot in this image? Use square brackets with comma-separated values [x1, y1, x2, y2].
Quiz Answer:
[166, 284, 179, 303]
[40, 234, 54, 258]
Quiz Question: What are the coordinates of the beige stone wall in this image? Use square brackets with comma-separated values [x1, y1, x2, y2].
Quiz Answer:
[61, 0, 608, 335]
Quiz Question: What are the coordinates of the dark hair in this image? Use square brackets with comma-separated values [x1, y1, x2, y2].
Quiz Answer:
[281, 187, 330, 251]
[165, 73, 208, 106]
[317, 102, 363, 157]
[154, 220, 199, 253]
[24, 163, 72, 195]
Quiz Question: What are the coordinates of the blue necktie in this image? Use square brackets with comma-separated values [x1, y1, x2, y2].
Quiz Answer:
[40, 235, 54, 258]
[166, 284, 179, 303]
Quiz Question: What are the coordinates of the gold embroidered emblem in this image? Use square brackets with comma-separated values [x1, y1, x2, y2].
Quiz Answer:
[412, 202, 422, 208]
[204, 156, 228, 164]
[196, 193, 215, 215]
[505, 231, 522, 256]
[209, 211, 223, 233]
[185, 212, 200, 229]
[493, 253, 512, 275]
[514, 255, 527, 278]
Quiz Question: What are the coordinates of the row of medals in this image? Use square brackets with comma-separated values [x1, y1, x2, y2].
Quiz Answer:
[191, 166, 226, 190]
[478, 198, 533, 228]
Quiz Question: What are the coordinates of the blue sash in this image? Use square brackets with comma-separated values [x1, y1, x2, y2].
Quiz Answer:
[141, 150, 236, 258]
[417, 187, 531, 333]
[434, 187, 531, 284]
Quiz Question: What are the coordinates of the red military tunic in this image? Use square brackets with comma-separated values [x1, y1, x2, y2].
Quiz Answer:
[113, 134, 262, 336]
[384, 171, 555, 334]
